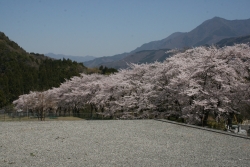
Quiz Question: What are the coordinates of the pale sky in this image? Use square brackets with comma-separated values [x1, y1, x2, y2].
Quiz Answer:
[1, 0, 250, 57]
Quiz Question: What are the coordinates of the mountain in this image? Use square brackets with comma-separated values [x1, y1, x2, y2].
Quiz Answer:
[216, 34, 250, 47]
[84, 17, 250, 69]
[45, 53, 96, 62]
[133, 17, 250, 52]
[0, 32, 87, 108]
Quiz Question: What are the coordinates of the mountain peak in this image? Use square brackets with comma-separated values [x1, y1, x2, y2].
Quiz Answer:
[211, 16, 225, 20]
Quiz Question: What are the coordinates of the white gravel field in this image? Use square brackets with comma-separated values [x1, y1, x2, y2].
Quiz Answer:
[0, 120, 249, 167]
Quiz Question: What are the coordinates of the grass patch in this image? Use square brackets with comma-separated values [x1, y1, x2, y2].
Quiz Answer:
[206, 120, 226, 131]
[30, 153, 35, 157]
[205, 115, 231, 131]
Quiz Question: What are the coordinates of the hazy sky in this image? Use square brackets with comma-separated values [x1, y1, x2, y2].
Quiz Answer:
[1, 0, 250, 57]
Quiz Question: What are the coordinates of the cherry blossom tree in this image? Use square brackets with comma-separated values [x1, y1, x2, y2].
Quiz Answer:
[167, 44, 250, 125]
[13, 90, 57, 120]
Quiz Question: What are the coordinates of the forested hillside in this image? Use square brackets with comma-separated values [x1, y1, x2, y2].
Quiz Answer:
[0, 32, 87, 108]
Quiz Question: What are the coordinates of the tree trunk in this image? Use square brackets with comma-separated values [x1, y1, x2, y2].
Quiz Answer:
[202, 112, 209, 127]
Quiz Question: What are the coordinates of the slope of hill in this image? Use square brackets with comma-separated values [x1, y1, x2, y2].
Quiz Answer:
[102, 49, 173, 69]
[45, 53, 96, 63]
[0, 32, 87, 108]
[216, 34, 250, 47]
[83, 52, 129, 67]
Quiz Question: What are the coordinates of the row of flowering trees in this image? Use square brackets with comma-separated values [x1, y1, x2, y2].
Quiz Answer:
[13, 44, 250, 124]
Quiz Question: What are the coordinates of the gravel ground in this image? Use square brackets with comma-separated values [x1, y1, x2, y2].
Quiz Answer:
[0, 120, 249, 167]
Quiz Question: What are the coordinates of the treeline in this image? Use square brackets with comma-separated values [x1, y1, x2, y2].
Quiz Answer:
[37, 58, 87, 90]
[98, 65, 118, 74]
[0, 32, 87, 108]
[14, 44, 250, 125]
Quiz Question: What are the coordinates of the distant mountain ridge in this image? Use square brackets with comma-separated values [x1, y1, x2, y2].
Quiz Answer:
[84, 17, 250, 68]
[101, 34, 250, 69]
[83, 52, 129, 67]
[45, 53, 96, 62]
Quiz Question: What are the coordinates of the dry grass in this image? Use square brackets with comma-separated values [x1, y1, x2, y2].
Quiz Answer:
[54, 116, 84, 121]
[0, 115, 84, 122]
